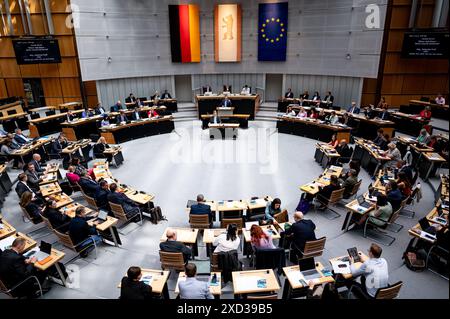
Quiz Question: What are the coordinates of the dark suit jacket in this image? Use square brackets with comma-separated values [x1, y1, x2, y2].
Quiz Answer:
[66, 114, 75, 122]
[24, 170, 42, 191]
[400, 166, 414, 183]
[116, 115, 129, 124]
[285, 92, 294, 98]
[15, 181, 34, 198]
[301, 94, 309, 99]
[209, 116, 221, 124]
[45, 208, 71, 232]
[318, 184, 341, 200]
[387, 189, 403, 212]
[93, 143, 109, 156]
[94, 107, 106, 115]
[336, 145, 352, 159]
[285, 220, 317, 252]
[107, 191, 136, 207]
[380, 111, 390, 120]
[29, 159, 43, 173]
[159, 240, 191, 262]
[0, 249, 34, 289]
[131, 111, 141, 121]
[347, 106, 360, 114]
[51, 140, 65, 154]
[161, 93, 172, 99]
[190, 203, 213, 222]
[120, 277, 153, 300]
[324, 95, 334, 103]
[69, 216, 97, 245]
[95, 188, 111, 209]
[221, 100, 232, 107]
[125, 97, 136, 104]
[78, 177, 100, 197]
[14, 134, 28, 145]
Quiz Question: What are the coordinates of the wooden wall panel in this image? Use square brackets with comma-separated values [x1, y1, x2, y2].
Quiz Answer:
[0, 59, 21, 78]
[84, 81, 97, 95]
[42, 78, 63, 97]
[19, 64, 41, 78]
[389, 6, 410, 29]
[51, 0, 71, 13]
[38, 64, 60, 78]
[58, 58, 79, 77]
[401, 75, 425, 94]
[0, 80, 7, 98]
[45, 97, 65, 106]
[57, 36, 77, 57]
[422, 75, 449, 94]
[30, 14, 46, 35]
[52, 15, 73, 35]
[0, 39, 15, 58]
[60, 78, 81, 98]
[381, 75, 404, 94]
[5, 79, 25, 97]
[87, 95, 99, 106]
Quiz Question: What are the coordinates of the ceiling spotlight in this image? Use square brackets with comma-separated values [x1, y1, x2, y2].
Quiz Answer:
[107, 57, 112, 63]
[346, 54, 351, 60]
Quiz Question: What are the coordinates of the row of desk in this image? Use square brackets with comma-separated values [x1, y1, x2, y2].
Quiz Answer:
[401, 100, 449, 120]
[196, 94, 260, 120]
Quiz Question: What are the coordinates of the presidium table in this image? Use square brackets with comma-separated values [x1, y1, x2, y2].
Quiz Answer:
[99, 116, 175, 144]
[195, 94, 260, 120]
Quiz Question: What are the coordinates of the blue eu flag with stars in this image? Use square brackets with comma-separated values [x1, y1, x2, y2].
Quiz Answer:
[258, 2, 288, 61]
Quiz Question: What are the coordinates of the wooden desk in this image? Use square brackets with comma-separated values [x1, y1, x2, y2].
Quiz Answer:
[353, 138, 391, 176]
[299, 165, 342, 195]
[217, 200, 247, 212]
[122, 188, 155, 205]
[201, 114, 250, 129]
[203, 229, 227, 244]
[314, 143, 341, 168]
[61, 116, 103, 141]
[46, 193, 74, 209]
[59, 202, 93, 219]
[196, 94, 260, 120]
[28, 110, 84, 138]
[0, 232, 36, 253]
[9, 137, 55, 164]
[58, 102, 83, 111]
[329, 252, 369, 280]
[39, 172, 58, 185]
[0, 219, 16, 240]
[243, 224, 281, 242]
[232, 269, 280, 297]
[174, 272, 221, 298]
[283, 263, 334, 292]
[160, 227, 199, 244]
[419, 152, 446, 181]
[32, 248, 67, 286]
[426, 207, 448, 227]
[118, 269, 170, 298]
[40, 182, 62, 197]
[341, 199, 375, 232]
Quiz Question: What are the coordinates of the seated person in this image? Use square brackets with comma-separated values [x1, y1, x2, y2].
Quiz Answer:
[323, 91, 334, 106]
[317, 109, 326, 121]
[68, 206, 102, 251]
[15, 173, 39, 199]
[300, 90, 309, 100]
[378, 134, 390, 151]
[296, 107, 308, 118]
[350, 243, 389, 298]
[44, 200, 71, 233]
[335, 139, 352, 161]
[397, 171, 412, 198]
[309, 108, 319, 119]
[78, 171, 100, 197]
[264, 198, 282, 222]
[151, 91, 160, 100]
[116, 110, 129, 124]
[209, 110, 221, 124]
[328, 135, 339, 150]
[71, 157, 95, 179]
[1, 140, 21, 168]
[120, 266, 153, 300]
[316, 175, 341, 209]
[189, 194, 214, 223]
[383, 143, 401, 169]
[416, 128, 431, 145]
[396, 160, 413, 184]
[419, 106, 432, 120]
[100, 114, 111, 127]
[131, 107, 142, 121]
[110, 100, 123, 112]
[347, 101, 360, 114]
[213, 224, 240, 253]
[51, 134, 69, 155]
[386, 181, 403, 211]
[81, 107, 93, 118]
[311, 91, 320, 101]
[28, 153, 47, 174]
[339, 169, 358, 199]
[161, 90, 172, 99]
[178, 263, 213, 299]
[220, 96, 232, 108]
[66, 110, 75, 122]
[326, 111, 339, 125]
[19, 191, 43, 223]
[93, 137, 111, 160]
[24, 163, 45, 192]
[357, 194, 392, 227]
[241, 85, 251, 95]
[94, 103, 107, 115]
[285, 88, 294, 99]
[373, 128, 384, 146]
[378, 106, 390, 120]
[125, 93, 136, 104]
[13, 128, 30, 145]
[286, 106, 296, 116]
[250, 224, 275, 249]
[66, 165, 80, 185]
[376, 97, 388, 109]
[94, 180, 111, 210]
[284, 211, 316, 258]
[147, 107, 159, 118]
[107, 183, 140, 218]
[435, 93, 445, 105]
[159, 228, 192, 262]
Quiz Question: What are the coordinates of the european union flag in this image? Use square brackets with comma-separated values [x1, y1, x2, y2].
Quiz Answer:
[258, 2, 288, 61]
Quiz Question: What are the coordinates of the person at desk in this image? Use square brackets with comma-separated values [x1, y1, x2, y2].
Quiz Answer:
[29, 153, 46, 174]
[131, 107, 142, 121]
[335, 139, 352, 158]
[213, 223, 240, 253]
[72, 157, 94, 179]
[328, 134, 339, 148]
[24, 163, 45, 192]
[161, 90, 172, 99]
[250, 224, 275, 249]
[373, 128, 384, 145]
[110, 100, 123, 113]
[315, 175, 342, 210]
[66, 166, 80, 185]
[284, 211, 316, 259]
[356, 194, 393, 227]
[309, 108, 319, 119]
[377, 96, 388, 109]
[285, 88, 294, 99]
[386, 180, 403, 211]
[298, 97, 306, 106]
[13, 128, 30, 145]
[150, 91, 160, 100]
[311, 91, 320, 102]
[323, 91, 334, 106]
[363, 104, 376, 119]
[116, 110, 129, 124]
[94, 103, 107, 115]
[223, 84, 232, 93]
[435, 93, 445, 105]
[378, 134, 390, 151]
[264, 198, 282, 222]
[190, 194, 214, 223]
[339, 169, 358, 199]
[135, 98, 144, 107]
[125, 93, 136, 104]
[159, 228, 192, 262]
[203, 85, 212, 94]
[317, 109, 326, 121]
[0, 127, 8, 137]
[107, 183, 140, 218]
[378, 106, 390, 121]
[1, 140, 20, 168]
[7, 133, 21, 149]
[94, 180, 111, 211]
[341, 112, 350, 126]
[100, 114, 111, 127]
[210, 110, 221, 124]
[220, 96, 232, 108]
[396, 160, 413, 184]
[326, 111, 339, 125]
[241, 85, 251, 95]
[416, 128, 431, 145]
[350, 243, 389, 299]
[300, 90, 309, 100]
[78, 171, 100, 197]
[93, 136, 110, 158]
[397, 171, 412, 198]
[347, 101, 360, 114]
[81, 107, 93, 119]
[68, 206, 103, 254]
[286, 106, 296, 117]
[51, 134, 69, 155]
[0, 238, 53, 297]
[296, 107, 308, 118]
[178, 263, 214, 299]
[66, 110, 75, 122]
[419, 106, 432, 120]
[383, 143, 401, 169]
[120, 266, 153, 300]
[20, 191, 44, 223]
[15, 173, 40, 200]
[148, 107, 159, 118]
[44, 200, 71, 233]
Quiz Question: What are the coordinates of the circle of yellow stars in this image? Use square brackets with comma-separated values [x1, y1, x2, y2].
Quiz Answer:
[260, 17, 285, 43]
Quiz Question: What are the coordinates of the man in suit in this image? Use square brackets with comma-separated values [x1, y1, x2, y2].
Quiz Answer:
[51, 134, 69, 156]
[161, 90, 172, 99]
[110, 100, 123, 113]
[78, 172, 100, 197]
[13, 128, 30, 145]
[107, 183, 140, 218]
[285, 211, 316, 257]
[209, 110, 221, 125]
[221, 96, 232, 108]
[0, 238, 57, 297]
[81, 107, 93, 118]
[94, 103, 107, 115]
[68, 206, 102, 251]
[190, 194, 214, 223]
[347, 101, 360, 114]
[125, 93, 136, 104]
[94, 180, 111, 211]
[160, 228, 192, 262]
[340, 169, 358, 199]
[151, 91, 160, 100]
[66, 110, 75, 122]
[324, 91, 334, 106]
[116, 110, 129, 124]
[15, 173, 37, 199]
[178, 263, 213, 299]
[396, 160, 413, 183]
[335, 139, 353, 160]
[29, 153, 46, 174]
[131, 107, 141, 121]
[44, 200, 71, 233]
[285, 88, 294, 99]
[25, 163, 45, 192]
[378, 106, 390, 121]
[120, 266, 153, 300]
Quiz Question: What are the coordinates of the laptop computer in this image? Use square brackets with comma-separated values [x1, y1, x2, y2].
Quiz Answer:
[92, 210, 108, 223]
[357, 195, 372, 209]
[418, 217, 434, 233]
[299, 258, 321, 281]
[26, 241, 52, 261]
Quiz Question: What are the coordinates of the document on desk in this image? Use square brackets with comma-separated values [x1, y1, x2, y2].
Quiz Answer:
[141, 275, 153, 286]
[0, 236, 16, 251]
[330, 260, 351, 274]
[234, 276, 261, 292]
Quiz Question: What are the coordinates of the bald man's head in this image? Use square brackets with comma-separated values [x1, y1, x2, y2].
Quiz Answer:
[166, 229, 177, 240]
[294, 211, 304, 221]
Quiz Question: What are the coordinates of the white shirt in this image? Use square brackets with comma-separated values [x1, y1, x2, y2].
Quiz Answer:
[241, 87, 250, 95]
[435, 97, 445, 105]
[213, 233, 240, 253]
[351, 257, 389, 297]
[297, 111, 307, 118]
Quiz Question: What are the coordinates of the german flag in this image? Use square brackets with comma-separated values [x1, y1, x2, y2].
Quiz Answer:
[169, 4, 201, 63]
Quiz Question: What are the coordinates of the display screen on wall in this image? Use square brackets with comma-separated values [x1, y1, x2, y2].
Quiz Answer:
[401, 31, 449, 59]
[12, 38, 62, 64]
